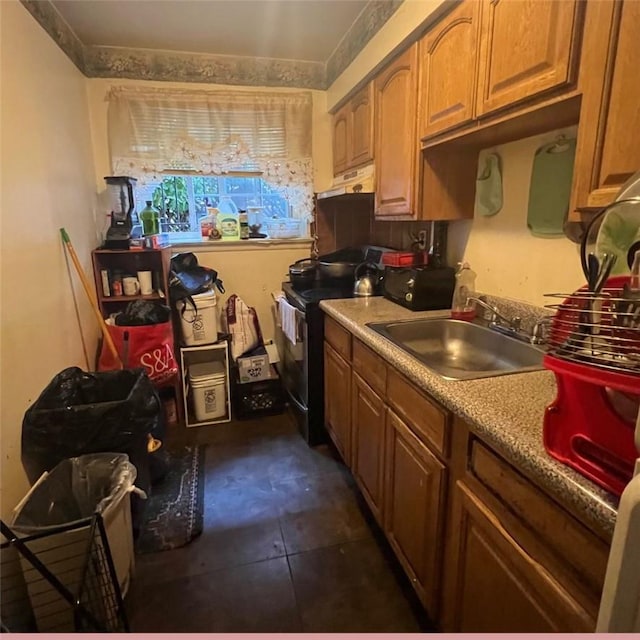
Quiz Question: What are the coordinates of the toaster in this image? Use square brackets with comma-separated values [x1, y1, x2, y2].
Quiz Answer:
[383, 265, 455, 311]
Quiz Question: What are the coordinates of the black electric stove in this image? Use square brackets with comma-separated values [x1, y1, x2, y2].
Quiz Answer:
[278, 279, 356, 446]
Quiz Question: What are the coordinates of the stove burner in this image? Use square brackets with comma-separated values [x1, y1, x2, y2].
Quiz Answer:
[298, 287, 354, 303]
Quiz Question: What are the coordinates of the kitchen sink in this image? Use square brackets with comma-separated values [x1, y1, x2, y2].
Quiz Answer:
[366, 318, 545, 380]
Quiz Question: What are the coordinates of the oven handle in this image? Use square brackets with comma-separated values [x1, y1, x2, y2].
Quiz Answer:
[284, 385, 308, 415]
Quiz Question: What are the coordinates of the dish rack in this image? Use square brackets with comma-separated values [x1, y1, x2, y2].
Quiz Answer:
[543, 275, 640, 496]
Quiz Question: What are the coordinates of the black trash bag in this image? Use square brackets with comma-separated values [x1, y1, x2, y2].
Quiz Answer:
[11, 453, 140, 531]
[169, 252, 225, 314]
[21, 367, 164, 534]
[115, 299, 171, 326]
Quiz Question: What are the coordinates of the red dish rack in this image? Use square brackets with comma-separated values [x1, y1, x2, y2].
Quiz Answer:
[543, 275, 640, 496]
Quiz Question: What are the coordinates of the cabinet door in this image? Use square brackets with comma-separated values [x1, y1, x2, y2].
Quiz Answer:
[419, 0, 480, 139]
[324, 342, 352, 464]
[572, 0, 640, 210]
[348, 83, 374, 168]
[476, 0, 581, 117]
[332, 103, 349, 176]
[444, 482, 595, 632]
[374, 44, 418, 218]
[384, 409, 445, 616]
[351, 372, 386, 523]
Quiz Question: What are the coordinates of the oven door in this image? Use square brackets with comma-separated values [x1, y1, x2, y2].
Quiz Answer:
[278, 305, 308, 411]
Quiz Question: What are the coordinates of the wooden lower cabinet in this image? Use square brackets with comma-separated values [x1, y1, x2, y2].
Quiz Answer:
[323, 342, 352, 465]
[384, 409, 446, 617]
[351, 372, 386, 523]
[442, 482, 597, 632]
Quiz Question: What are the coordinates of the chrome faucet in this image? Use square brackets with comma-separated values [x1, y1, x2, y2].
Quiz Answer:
[466, 296, 521, 331]
[466, 295, 551, 346]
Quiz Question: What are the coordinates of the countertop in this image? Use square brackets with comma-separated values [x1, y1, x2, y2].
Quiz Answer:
[320, 296, 619, 538]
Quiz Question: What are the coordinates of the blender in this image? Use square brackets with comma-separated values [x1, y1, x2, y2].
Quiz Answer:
[103, 176, 137, 249]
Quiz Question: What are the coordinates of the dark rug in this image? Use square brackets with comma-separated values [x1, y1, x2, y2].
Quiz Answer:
[135, 445, 205, 554]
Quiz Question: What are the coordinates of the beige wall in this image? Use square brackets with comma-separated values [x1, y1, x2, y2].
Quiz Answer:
[447, 128, 585, 308]
[85, 78, 334, 197]
[193, 243, 312, 345]
[1, 2, 100, 516]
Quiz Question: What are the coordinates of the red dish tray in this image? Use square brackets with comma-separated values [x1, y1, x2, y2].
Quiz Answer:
[543, 275, 640, 496]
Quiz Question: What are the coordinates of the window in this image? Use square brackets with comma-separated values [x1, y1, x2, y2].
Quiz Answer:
[107, 86, 314, 241]
[134, 174, 292, 238]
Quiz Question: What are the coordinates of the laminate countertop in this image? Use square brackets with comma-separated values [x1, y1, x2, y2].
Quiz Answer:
[320, 296, 619, 539]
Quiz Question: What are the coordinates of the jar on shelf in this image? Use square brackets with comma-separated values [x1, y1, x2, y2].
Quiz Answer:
[239, 210, 249, 240]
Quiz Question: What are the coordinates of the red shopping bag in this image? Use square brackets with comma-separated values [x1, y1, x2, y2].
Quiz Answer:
[98, 322, 178, 384]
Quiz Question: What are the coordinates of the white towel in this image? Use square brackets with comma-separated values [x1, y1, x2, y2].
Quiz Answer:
[278, 297, 298, 346]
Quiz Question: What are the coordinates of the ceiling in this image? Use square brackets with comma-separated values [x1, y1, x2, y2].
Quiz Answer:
[51, 0, 370, 63]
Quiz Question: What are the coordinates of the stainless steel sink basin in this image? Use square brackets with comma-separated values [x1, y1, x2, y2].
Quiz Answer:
[367, 318, 544, 380]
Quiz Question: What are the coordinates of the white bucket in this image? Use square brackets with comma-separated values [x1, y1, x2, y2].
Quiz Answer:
[177, 290, 218, 346]
[189, 361, 226, 422]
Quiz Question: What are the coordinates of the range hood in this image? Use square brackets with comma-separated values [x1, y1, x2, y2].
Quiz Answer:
[317, 164, 374, 200]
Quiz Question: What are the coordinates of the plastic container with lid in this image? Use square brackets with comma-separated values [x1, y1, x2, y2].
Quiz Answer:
[450, 262, 477, 321]
[189, 360, 226, 422]
[176, 290, 218, 345]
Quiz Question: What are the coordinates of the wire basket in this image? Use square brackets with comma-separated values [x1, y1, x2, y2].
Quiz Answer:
[543, 275, 639, 496]
[0, 516, 129, 633]
[545, 275, 640, 379]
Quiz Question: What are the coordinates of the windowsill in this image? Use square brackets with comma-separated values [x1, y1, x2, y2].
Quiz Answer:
[170, 237, 313, 252]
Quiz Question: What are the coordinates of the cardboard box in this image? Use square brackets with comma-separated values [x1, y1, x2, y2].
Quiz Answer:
[143, 233, 170, 249]
[237, 346, 271, 383]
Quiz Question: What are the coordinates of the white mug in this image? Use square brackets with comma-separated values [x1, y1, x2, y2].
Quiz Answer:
[137, 270, 153, 295]
[123, 276, 140, 296]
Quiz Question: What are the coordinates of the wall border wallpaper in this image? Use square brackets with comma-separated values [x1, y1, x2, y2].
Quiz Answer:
[20, 0, 402, 89]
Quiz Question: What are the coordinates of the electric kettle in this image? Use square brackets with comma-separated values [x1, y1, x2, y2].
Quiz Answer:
[353, 262, 383, 297]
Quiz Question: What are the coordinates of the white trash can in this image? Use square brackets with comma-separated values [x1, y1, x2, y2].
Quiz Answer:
[177, 290, 218, 346]
[189, 361, 227, 422]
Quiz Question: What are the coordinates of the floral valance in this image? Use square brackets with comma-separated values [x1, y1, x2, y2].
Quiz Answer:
[106, 86, 314, 218]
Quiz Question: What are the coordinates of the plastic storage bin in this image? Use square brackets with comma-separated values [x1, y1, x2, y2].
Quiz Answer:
[265, 218, 301, 239]
[189, 360, 227, 422]
[177, 290, 218, 345]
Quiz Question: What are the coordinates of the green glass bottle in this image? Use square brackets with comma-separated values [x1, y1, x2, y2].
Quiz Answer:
[139, 200, 159, 236]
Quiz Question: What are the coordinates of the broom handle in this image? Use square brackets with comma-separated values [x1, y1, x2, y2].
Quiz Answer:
[60, 228, 122, 368]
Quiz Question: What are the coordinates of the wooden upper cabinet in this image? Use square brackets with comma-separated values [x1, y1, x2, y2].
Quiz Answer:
[419, 0, 480, 139]
[349, 83, 374, 168]
[331, 83, 373, 176]
[571, 0, 640, 212]
[332, 104, 349, 176]
[476, 0, 583, 117]
[374, 44, 419, 218]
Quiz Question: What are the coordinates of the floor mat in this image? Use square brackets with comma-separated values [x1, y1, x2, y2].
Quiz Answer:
[135, 445, 205, 554]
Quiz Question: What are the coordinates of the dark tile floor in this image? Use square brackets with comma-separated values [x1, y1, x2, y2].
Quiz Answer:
[125, 410, 432, 633]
